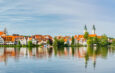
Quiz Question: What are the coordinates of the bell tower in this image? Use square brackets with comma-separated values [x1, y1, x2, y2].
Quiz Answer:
[84, 25, 87, 34]
[4, 27, 8, 35]
[92, 25, 96, 34]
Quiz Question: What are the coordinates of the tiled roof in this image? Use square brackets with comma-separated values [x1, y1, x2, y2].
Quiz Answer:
[28, 37, 32, 41]
[74, 34, 101, 41]
[2, 36, 15, 42]
[64, 39, 67, 42]
[97, 36, 101, 38]
[78, 35, 84, 38]
[74, 35, 77, 38]
[0, 32, 5, 36]
[89, 34, 97, 37]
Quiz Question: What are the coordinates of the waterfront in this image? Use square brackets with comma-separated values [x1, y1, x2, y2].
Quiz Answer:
[0, 47, 115, 73]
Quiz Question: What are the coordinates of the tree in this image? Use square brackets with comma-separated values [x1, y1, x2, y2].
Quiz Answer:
[58, 38, 64, 47]
[100, 34, 108, 46]
[84, 32, 89, 40]
[47, 39, 53, 45]
[28, 41, 33, 47]
[53, 37, 64, 47]
[53, 37, 58, 47]
[17, 41, 21, 47]
[93, 37, 99, 44]
[87, 37, 93, 46]
[71, 36, 75, 46]
[111, 39, 115, 46]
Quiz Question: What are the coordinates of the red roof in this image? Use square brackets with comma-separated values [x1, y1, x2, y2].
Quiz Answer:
[78, 35, 84, 38]
[74, 35, 78, 38]
[0, 32, 4, 36]
[89, 34, 97, 37]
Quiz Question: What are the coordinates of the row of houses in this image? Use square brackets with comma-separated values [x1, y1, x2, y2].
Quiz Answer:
[56, 34, 102, 46]
[0, 31, 53, 45]
[0, 25, 101, 46]
[0, 31, 111, 46]
[0, 31, 98, 46]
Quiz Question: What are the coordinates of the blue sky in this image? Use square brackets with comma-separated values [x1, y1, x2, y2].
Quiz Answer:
[0, 0, 115, 37]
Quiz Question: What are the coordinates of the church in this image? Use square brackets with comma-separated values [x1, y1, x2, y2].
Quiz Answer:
[64, 25, 100, 46]
[74, 25, 99, 45]
[0, 27, 7, 36]
[84, 24, 96, 35]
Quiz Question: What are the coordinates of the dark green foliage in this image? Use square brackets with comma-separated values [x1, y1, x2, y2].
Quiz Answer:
[47, 39, 53, 45]
[84, 32, 89, 40]
[57, 39, 64, 47]
[64, 43, 69, 47]
[87, 34, 109, 46]
[71, 36, 75, 46]
[87, 37, 93, 46]
[93, 37, 99, 44]
[53, 37, 58, 47]
[111, 39, 115, 47]
[53, 37, 64, 48]
[99, 34, 108, 46]
[28, 41, 34, 47]
[76, 43, 83, 47]
[17, 41, 21, 47]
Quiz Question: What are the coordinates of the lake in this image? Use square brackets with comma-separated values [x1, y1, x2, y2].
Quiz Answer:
[0, 47, 115, 73]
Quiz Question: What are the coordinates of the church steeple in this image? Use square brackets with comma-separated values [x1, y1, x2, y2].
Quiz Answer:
[4, 27, 8, 35]
[92, 25, 96, 34]
[84, 25, 87, 34]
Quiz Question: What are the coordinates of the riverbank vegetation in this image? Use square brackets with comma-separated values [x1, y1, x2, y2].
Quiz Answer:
[87, 34, 109, 46]
[53, 36, 83, 48]
[53, 33, 111, 48]
[0, 41, 39, 48]
[84, 31, 110, 47]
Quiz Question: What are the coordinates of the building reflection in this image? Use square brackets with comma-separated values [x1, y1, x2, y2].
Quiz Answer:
[0, 46, 114, 68]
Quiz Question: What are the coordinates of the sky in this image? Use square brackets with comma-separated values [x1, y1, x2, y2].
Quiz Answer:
[0, 0, 115, 37]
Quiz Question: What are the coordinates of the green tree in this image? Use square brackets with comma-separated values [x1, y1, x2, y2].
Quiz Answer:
[53, 37, 58, 47]
[87, 37, 93, 46]
[93, 37, 99, 44]
[58, 38, 64, 47]
[47, 39, 53, 45]
[84, 32, 89, 40]
[53, 37, 64, 47]
[71, 36, 75, 46]
[111, 39, 115, 46]
[100, 34, 108, 46]
[28, 41, 33, 47]
[17, 41, 21, 47]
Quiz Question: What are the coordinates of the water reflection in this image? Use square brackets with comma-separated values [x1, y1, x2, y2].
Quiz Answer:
[0, 47, 115, 69]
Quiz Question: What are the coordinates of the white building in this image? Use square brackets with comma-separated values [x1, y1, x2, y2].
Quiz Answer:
[0, 37, 4, 45]
[20, 37, 27, 45]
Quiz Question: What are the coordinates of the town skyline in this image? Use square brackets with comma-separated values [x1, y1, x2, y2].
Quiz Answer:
[0, 24, 108, 37]
[0, 24, 104, 47]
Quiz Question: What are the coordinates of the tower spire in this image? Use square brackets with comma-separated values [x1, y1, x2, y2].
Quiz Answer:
[92, 24, 96, 34]
[84, 24, 87, 34]
[4, 27, 8, 35]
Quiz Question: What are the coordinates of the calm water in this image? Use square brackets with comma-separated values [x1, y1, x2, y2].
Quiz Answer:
[0, 47, 115, 73]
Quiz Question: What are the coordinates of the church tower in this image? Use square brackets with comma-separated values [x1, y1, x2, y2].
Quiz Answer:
[92, 25, 96, 34]
[4, 27, 8, 35]
[84, 25, 87, 34]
